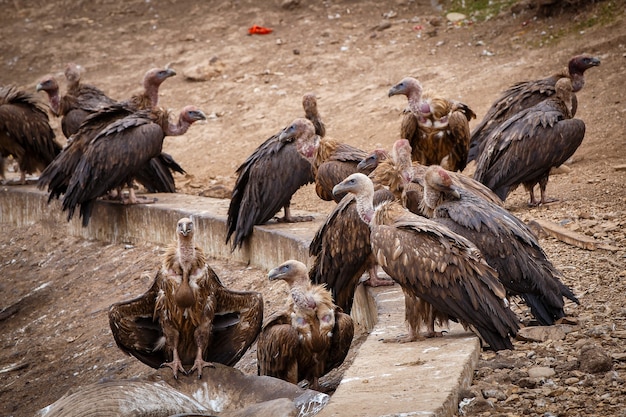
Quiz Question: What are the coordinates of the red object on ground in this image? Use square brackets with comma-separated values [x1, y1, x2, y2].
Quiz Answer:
[248, 25, 273, 35]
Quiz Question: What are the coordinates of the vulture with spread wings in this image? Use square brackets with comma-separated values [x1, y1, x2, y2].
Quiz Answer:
[109, 217, 263, 378]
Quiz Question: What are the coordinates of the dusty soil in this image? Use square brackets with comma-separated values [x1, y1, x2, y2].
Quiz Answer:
[1, 0, 625, 416]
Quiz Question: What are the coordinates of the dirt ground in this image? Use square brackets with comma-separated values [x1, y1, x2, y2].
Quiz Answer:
[1, 0, 625, 416]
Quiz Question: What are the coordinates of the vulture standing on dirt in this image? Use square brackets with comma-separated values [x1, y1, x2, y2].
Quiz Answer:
[257, 260, 354, 391]
[473, 78, 585, 205]
[36, 63, 117, 138]
[38, 67, 179, 202]
[62, 106, 206, 226]
[333, 173, 519, 350]
[109, 217, 263, 378]
[225, 93, 324, 250]
[0, 86, 61, 184]
[422, 165, 579, 325]
[279, 117, 370, 202]
[388, 77, 475, 172]
[467, 54, 600, 163]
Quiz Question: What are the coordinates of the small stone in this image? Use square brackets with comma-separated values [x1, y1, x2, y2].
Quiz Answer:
[517, 326, 566, 342]
[527, 366, 555, 379]
[482, 388, 507, 401]
[446, 12, 466, 22]
[564, 377, 580, 385]
[578, 343, 613, 373]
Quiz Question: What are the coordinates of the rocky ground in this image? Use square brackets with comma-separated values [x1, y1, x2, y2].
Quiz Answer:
[1, 0, 625, 416]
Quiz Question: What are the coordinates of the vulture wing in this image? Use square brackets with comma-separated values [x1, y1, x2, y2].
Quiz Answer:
[474, 99, 585, 201]
[133, 152, 186, 193]
[309, 190, 394, 313]
[256, 313, 300, 383]
[0, 86, 60, 176]
[325, 308, 354, 375]
[108, 274, 166, 369]
[211, 276, 264, 366]
[370, 216, 519, 350]
[226, 131, 314, 249]
[432, 189, 578, 324]
[62, 111, 165, 226]
[315, 140, 370, 202]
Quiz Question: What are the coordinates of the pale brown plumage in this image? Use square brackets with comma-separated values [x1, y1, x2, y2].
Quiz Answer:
[226, 93, 324, 250]
[468, 54, 600, 163]
[0, 86, 62, 184]
[109, 217, 263, 379]
[333, 173, 519, 350]
[257, 260, 354, 391]
[388, 77, 475, 172]
[473, 78, 586, 205]
[279, 118, 371, 202]
[421, 165, 579, 325]
[61, 106, 206, 227]
[38, 66, 180, 202]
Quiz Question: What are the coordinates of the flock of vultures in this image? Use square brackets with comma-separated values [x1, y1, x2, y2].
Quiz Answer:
[0, 53, 600, 392]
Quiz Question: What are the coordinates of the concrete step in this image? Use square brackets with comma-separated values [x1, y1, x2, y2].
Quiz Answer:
[0, 185, 479, 417]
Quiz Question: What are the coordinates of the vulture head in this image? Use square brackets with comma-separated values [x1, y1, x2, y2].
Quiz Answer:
[388, 77, 422, 99]
[357, 148, 389, 172]
[268, 260, 309, 287]
[143, 67, 177, 89]
[423, 165, 460, 204]
[568, 54, 601, 76]
[302, 92, 319, 115]
[165, 106, 207, 136]
[179, 106, 207, 124]
[64, 63, 84, 85]
[279, 118, 319, 160]
[333, 173, 376, 224]
[36, 76, 60, 115]
[176, 217, 194, 239]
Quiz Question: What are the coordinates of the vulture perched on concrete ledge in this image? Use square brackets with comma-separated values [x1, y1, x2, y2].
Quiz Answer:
[109, 217, 263, 379]
[422, 165, 579, 325]
[257, 260, 354, 391]
[473, 78, 585, 205]
[467, 54, 600, 163]
[279, 118, 371, 202]
[61, 106, 206, 227]
[308, 187, 395, 314]
[333, 173, 519, 350]
[388, 77, 475, 172]
[38, 67, 179, 202]
[0, 86, 61, 184]
[226, 93, 324, 250]
[36, 63, 117, 138]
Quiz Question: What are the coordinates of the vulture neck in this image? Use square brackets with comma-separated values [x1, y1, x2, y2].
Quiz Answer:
[143, 81, 162, 108]
[165, 115, 192, 136]
[354, 189, 375, 225]
[46, 90, 61, 116]
[421, 183, 442, 218]
[291, 285, 317, 311]
[174, 234, 196, 309]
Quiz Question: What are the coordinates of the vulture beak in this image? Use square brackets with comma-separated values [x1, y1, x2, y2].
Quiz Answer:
[388, 84, 402, 97]
[278, 125, 296, 142]
[35, 83, 44, 92]
[357, 155, 376, 172]
[450, 187, 461, 200]
[332, 182, 348, 199]
[190, 109, 207, 122]
[268, 264, 289, 282]
[164, 68, 177, 78]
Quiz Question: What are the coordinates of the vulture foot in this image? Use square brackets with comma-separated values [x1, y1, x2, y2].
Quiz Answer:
[188, 359, 215, 379]
[123, 194, 158, 205]
[364, 275, 395, 287]
[423, 330, 447, 338]
[275, 214, 315, 223]
[381, 333, 423, 344]
[161, 359, 186, 379]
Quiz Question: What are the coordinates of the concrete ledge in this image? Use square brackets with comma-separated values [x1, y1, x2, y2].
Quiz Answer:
[0, 185, 480, 417]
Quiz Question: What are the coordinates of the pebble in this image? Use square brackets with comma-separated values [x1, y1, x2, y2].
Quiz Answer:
[527, 366, 556, 379]
[578, 344, 613, 373]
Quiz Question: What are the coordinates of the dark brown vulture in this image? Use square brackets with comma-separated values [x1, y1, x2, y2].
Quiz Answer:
[422, 165, 579, 325]
[61, 106, 206, 226]
[36, 63, 117, 138]
[257, 260, 354, 391]
[308, 188, 395, 314]
[332, 173, 520, 350]
[279, 118, 370, 202]
[473, 78, 585, 205]
[468, 54, 600, 163]
[38, 67, 179, 202]
[0, 86, 61, 184]
[109, 217, 263, 378]
[388, 77, 475, 172]
[226, 93, 324, 250]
